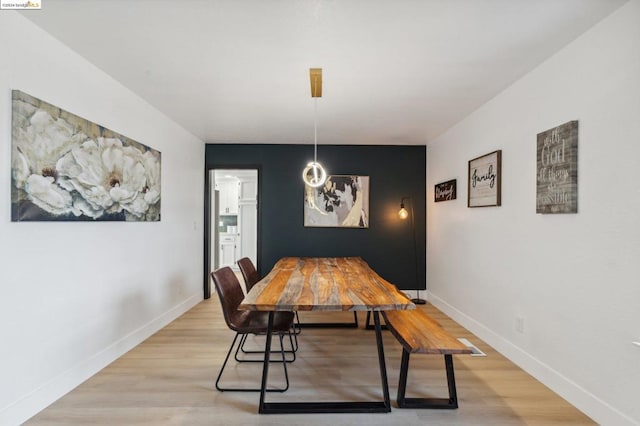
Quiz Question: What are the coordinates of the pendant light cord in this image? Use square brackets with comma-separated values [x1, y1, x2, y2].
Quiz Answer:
[314, 79, 318, 164]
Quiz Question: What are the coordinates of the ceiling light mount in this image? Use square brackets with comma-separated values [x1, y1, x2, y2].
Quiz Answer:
[309, 68, 322, 97]
[302, 67, 327, 188]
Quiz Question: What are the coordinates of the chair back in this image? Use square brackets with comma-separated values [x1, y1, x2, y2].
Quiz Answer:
[237, 257, 260, 292]
[211, 267, 246, 330]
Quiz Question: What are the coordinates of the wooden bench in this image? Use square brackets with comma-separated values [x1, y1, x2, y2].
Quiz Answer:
[382, 308, 472, 409]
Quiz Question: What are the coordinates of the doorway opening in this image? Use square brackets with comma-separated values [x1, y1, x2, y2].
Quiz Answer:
[205, 167, 259, 299]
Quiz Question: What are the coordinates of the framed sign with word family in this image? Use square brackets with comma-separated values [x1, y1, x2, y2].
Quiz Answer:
[434, 179, 456, 202]
[536, 121, 578, 214]
[468, 150, 501, 208]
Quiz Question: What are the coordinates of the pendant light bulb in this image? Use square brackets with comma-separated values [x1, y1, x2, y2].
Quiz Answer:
[303, 161, 327, 188]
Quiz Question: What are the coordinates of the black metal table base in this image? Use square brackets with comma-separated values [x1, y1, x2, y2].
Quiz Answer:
[261, 401, 389, 414]
[297, 312, 359, 329]
[259, 311, 391, 414]
[365, 310, 388, 330]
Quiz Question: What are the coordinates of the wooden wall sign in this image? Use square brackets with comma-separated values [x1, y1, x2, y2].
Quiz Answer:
[536, 121, 578, 214]
[468, 150, 501, 207]
[434, 179, 456, 202]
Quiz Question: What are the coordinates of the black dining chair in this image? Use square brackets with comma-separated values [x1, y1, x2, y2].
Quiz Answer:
[211, 267, 295, 392]
[237, 257, 302, 342]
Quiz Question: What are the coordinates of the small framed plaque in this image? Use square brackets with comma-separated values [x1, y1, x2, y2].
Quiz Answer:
[468, 150, 501, 208]
[434, 179, 456, 202]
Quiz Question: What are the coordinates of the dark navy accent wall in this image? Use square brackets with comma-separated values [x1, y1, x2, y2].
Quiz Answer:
[205, 144, 426, 291]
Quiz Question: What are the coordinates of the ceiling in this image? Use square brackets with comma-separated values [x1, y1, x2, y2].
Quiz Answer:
[22, 0, 627, 146]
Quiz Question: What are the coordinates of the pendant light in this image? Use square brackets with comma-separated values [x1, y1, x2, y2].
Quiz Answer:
[302, 68, 327, 188]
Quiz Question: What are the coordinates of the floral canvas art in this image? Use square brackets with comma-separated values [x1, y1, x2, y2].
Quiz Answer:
[11, 90, 161, 221]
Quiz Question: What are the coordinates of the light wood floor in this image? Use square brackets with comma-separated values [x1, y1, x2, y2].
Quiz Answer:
[27, 296, 595, 425]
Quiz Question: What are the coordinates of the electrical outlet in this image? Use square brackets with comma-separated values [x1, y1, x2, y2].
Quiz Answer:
[516, 317, 525, 333]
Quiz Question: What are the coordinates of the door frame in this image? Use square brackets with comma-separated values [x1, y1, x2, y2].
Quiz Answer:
[204, 164, 261, 299]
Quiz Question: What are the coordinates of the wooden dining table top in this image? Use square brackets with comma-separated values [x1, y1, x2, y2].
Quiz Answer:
[239, 256, 416, 312]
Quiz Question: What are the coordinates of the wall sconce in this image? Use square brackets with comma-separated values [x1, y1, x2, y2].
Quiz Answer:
[399, 196, 425, 304]
[398, 201, 409, 220]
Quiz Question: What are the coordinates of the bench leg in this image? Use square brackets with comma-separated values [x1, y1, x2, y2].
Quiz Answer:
[444, 354, 459, 407]
[396, 348, 411, 405]
[396, 352, 460, 409]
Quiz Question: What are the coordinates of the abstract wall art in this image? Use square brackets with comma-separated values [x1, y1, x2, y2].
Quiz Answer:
[304, 175, 369, 228]
[11, 90, 161, 222]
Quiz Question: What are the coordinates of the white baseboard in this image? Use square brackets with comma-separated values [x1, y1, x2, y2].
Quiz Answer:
[427, 291, 636, 426]
[0, 293, 201, 426]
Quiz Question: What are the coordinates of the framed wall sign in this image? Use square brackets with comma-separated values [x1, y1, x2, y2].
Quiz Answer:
[536, 120, 578, 214]
[468, 150, 501, 207]
[434, 179, 456, 202]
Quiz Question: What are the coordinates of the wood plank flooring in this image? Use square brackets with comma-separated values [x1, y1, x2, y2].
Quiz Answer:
[26, 296, 595, 425]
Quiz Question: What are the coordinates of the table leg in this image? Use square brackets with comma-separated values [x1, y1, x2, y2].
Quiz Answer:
[258, 311, 274, 413]
[258, 310, 391, 414]
[373, 311, 391, 412]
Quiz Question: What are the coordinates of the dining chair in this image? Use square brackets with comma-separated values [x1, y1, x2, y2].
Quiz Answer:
[237, 257, 261, 293]
[238, 257, 302, 342]
[211, 266, 294, 392]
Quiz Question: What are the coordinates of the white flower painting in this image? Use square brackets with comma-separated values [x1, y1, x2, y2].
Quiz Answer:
[304, 175, 369, 228]
[11, 90, 161, 221]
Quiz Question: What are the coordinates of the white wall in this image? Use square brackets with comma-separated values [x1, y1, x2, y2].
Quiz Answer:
[426, 1, 640, 424]
[0, 12, 204, 425]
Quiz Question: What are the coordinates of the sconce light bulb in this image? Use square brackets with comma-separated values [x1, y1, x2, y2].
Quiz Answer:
[399, 204, 408, 219]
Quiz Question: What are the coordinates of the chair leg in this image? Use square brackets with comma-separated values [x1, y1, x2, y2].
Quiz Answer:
[215, 333, 243, 392]
[278, 333, 290, 391]
[216, 332, 289, 392]
[293, 312, 302, 335]
[235, 331, 296, 363]
[238, 320, 298, 354]
[237, 333, 249, 355]
[289, 327, 298, 353]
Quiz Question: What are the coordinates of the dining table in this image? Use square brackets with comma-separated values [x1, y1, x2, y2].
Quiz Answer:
[239, 256, 415, 414]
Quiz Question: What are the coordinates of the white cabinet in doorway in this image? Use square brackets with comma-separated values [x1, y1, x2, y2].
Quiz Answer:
[238, 178, 257, 266]
[239, 180, 257, 202]
[219, 234, 238, 269]
[217, 180, 239, 214]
